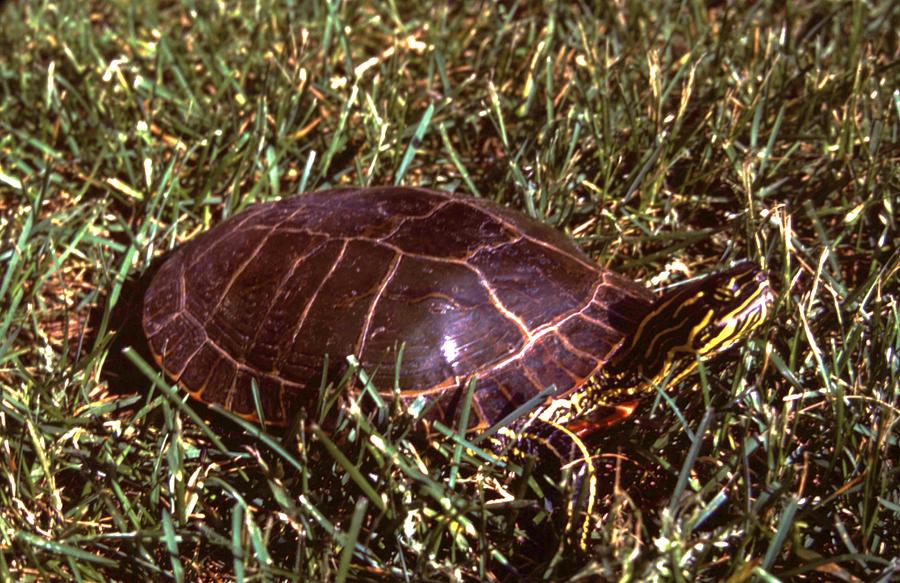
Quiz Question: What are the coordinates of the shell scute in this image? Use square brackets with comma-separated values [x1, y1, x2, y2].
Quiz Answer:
[543, 335, 599, 379]
[247, 239, 343, 372]
[383, 200, 519, 259]
[231, 370, 284, 420]
[282, 239, 396, 371]
[142, 257, 183, 329]
[359, 255, 526, 390]
[178, 343, 219, 391]
[468, 238, 597, 329]
[152, 315, 206, 377]
[185, 227, 269, 322]
[475, 365, 540, 421]
[201, 353, 237, 405]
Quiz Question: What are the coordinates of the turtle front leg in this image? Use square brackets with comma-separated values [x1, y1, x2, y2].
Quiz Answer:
[563, 399, 642, 438]
[497, 418, 598, 551]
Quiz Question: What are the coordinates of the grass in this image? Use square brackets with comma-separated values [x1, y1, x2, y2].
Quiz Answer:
[1, 0, 898, 580]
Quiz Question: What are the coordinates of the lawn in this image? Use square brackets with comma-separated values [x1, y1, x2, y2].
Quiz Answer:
[0, 1, 897, 581]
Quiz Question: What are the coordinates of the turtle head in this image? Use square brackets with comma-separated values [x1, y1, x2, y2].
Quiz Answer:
[660, 262, 772, 358]
[606, 262, 772, 395]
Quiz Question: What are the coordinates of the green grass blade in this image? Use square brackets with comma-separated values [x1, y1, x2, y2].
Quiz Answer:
[122, 347, 232, 454]
[15, 531, 118, 569]
[394, 102, 435, 185]
[335, 497, 368, 583]
[312, 425, 388, 514]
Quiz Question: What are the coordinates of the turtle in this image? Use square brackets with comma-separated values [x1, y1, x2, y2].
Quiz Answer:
[142, 185, 772, 546]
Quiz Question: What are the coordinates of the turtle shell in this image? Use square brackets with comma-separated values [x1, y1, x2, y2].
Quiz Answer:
[142, 187, 655, 427]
